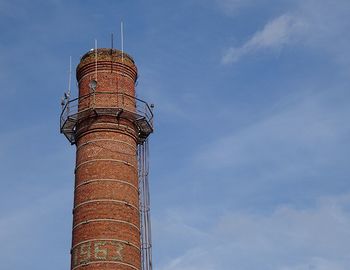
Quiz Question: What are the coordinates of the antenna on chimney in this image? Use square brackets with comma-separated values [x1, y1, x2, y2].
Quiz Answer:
[111, 33, 114, 50]
[68, 56, 72, 97]
[61, 56, 72, 110]
[121, 21, 124, 62]
[95, 39, 98, 81]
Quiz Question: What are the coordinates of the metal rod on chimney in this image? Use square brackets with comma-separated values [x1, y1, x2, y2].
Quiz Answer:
[68, 56, 72, 97]
[95, 39, 98, 80]
[121, 21, 124, 62]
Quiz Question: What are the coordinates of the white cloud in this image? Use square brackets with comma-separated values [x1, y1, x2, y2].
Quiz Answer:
[222, 14, 307, 64]
[155, 194, 350, 270]
[222, 0, 350, 64]
[161, 248, 216, 270]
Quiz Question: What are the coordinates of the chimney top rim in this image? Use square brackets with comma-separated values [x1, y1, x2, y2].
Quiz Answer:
[80, 48, 135, 64]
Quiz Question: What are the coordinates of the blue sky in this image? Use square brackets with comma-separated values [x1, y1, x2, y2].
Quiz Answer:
[1, 0, 350, 269]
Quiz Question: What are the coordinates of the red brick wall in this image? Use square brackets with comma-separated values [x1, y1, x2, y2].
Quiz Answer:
[71, 49, 140, 270]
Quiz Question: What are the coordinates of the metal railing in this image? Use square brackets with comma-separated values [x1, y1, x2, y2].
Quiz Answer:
[60, 91, 154, 131]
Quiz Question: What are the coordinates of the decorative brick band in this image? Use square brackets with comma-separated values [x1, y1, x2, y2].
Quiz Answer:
[75, 179, 138, 192]
[72, 260, 138, 270]
[77, 123, 137, 138]
[76, 128, 138, 144]
[72, 238, 140, 251]
[73, 218, 140, 231]
[85, 123, 136, 136]
[77, 138, 137, 152]
[73, 199, 138, 212]
[78, 69, 136, 84]
[75, 159, 137, 173]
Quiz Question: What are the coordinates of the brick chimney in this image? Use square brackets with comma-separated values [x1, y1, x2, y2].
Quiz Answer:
[60, 48, 153, 270]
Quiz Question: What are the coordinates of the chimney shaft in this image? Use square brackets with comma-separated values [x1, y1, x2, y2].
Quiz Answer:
[61, 48, 153, 270]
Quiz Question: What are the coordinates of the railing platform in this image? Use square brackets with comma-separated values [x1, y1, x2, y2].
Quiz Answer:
[60, 92, 154, 145]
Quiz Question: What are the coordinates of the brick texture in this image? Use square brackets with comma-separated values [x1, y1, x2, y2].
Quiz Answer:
[71, 49, 141, 270]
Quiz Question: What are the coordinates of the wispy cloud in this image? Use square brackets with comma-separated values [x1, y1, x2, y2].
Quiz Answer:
[221, 0, 350, 64]
[159, 248, 216, 270]
[222, 14, 307, 64]
[155, 194, 350, 270]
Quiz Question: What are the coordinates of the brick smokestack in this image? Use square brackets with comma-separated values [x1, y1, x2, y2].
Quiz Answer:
[61, 48, 153, 270]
